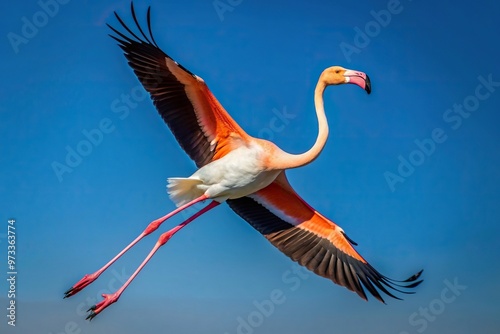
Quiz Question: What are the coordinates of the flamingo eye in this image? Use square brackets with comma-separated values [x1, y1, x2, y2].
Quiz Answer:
[335, 70, 340, 74]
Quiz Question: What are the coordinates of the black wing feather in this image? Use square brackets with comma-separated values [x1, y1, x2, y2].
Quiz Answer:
[227, 196, 423, 303]
[107, 4, 213, 167]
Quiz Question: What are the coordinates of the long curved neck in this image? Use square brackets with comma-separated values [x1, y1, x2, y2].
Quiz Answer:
[272, 79, 329, 170]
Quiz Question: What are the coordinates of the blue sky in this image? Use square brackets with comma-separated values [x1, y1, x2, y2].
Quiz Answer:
[1, 0, 499, 333]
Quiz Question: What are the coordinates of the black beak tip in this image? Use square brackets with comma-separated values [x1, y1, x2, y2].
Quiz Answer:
[365, 75, 372, 94]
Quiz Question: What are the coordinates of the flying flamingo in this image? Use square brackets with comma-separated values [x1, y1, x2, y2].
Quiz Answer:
[64, 4, 422, 320]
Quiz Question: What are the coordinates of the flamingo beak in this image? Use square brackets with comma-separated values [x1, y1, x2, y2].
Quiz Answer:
[344, 69, 371, 94]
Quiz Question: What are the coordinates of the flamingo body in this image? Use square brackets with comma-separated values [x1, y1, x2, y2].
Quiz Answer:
[168, 142, 282, 206]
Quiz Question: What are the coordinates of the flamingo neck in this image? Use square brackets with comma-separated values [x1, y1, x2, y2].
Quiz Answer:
[272, 79, 329, 170]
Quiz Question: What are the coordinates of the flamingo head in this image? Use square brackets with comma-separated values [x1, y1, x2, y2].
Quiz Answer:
[322, 66, 371, 94]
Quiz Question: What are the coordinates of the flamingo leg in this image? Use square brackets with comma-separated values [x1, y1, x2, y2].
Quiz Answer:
[86, 200, 220, 320]
[64, 194, 210, 299]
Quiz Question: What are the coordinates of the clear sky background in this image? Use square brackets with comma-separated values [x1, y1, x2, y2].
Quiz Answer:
[1, 0, 499, 333]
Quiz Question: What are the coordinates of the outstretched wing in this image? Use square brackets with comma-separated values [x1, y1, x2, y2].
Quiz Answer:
[227, 172, 423, 302]
[107, 4, 250, 168]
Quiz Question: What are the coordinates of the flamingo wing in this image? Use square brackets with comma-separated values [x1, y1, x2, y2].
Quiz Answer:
[108, 4, 249, 167]
[227, 172, 423, 302]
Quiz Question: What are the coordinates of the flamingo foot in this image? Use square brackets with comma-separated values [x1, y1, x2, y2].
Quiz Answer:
[86, 292, 120, 321]
[64, 273, 100, 298]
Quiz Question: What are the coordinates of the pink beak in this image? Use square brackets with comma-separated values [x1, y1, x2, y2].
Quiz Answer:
[344, 69, 371, 94]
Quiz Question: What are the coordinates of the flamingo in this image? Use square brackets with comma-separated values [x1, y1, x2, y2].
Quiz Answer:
[64, 3, 422, 320]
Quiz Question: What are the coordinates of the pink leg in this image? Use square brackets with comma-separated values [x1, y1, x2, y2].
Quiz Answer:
[86, 200, 220, 320]
[64, 194, 209, 299]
